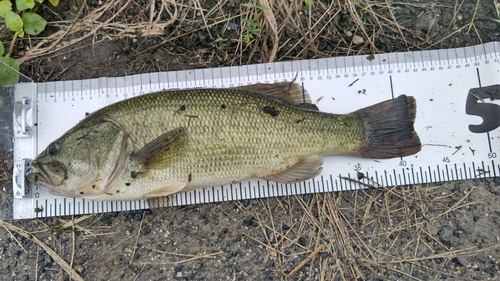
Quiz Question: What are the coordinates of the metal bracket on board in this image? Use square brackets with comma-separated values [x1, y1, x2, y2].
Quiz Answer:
[13, 96, 33, 137]
[13, 159, 34, 199]
[466, 84, 500, 133]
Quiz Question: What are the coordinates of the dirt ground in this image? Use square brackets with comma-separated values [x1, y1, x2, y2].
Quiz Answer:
[1, 0, 500, 280]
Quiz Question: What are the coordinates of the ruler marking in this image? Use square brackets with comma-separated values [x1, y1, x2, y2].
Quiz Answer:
[427, 166, 432, 183]
[338, 175, 343, 191]
[182, 191, 188, 205]
[268, 181, 273, 197]
[392, 169, 397, 186]
[190, 189, 195, 204]
[412, 170, 417, 185]
[389, 76, 394, 99]
[343, 57, 347, 75]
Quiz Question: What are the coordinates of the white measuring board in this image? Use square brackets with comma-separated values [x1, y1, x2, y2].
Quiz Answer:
[11, 42, 500, 219]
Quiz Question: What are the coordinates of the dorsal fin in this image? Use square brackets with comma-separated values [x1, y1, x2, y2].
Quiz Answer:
[239, 82, 312, 105]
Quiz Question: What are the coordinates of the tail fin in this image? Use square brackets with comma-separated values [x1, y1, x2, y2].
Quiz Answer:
[352, 95, 421, 159]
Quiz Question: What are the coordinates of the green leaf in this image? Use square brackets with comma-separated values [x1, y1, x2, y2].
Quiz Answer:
[4, 11, 23, 33]
[0, 56, 20, 87]
[0, 43, 4, 56]
[242, 3, 255, 8]
[305, 0, 312, 8]
[49, 0, 59, 6]
[22, 12, 47, 35]
[0, 0, 12, 18]
[16, 0, 35, 10]
[214, 37, 227, 43]
[241, 3, 267, 10]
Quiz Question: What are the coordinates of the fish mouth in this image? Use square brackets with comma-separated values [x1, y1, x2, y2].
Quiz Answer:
[27, 161, 57, 186]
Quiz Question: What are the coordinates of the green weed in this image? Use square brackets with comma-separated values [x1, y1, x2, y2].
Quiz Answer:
[0, 0, 59, 86]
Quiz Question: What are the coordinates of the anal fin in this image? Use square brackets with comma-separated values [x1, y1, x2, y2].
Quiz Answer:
[262, 155, 323, 183]
[143, 182, 187, 199]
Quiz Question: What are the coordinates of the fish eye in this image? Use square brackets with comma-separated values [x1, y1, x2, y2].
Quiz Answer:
[48, 142, 61, 156]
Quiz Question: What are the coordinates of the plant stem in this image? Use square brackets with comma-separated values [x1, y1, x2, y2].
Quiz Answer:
[6, 32, 18, 58]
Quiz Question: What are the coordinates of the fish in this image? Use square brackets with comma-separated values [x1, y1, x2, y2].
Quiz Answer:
[26, 82, 421, 201]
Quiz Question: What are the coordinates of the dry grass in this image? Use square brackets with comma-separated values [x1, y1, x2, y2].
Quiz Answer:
[234, 183, 496, 280]
[15, 0, 488, 64]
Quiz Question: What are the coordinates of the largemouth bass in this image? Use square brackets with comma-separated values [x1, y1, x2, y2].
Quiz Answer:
[26, 82, 421, 201]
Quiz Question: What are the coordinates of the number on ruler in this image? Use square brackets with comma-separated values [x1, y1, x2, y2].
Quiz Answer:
[465, 85, 500, 133]
[443, 157, 450, 163]
[489, 152, 497, 159]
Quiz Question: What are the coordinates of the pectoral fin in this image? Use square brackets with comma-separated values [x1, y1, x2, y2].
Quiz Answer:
[262, 155, 323, 183]
[239, 82, 313, 105]
[130, 127, 188, 169]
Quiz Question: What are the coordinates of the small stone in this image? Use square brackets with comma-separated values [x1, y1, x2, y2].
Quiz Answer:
[342, 211, 354, 220]
[438, 227, 454, 244]
[475, 253, 487, 262]
[454, 183, 466, 192]
[352, 35, 364, 45]
[456, 256, 468, 267]
[299, 236, 308, 247]
[0, 268, 9, 274]
[243, 216, 258, 227]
